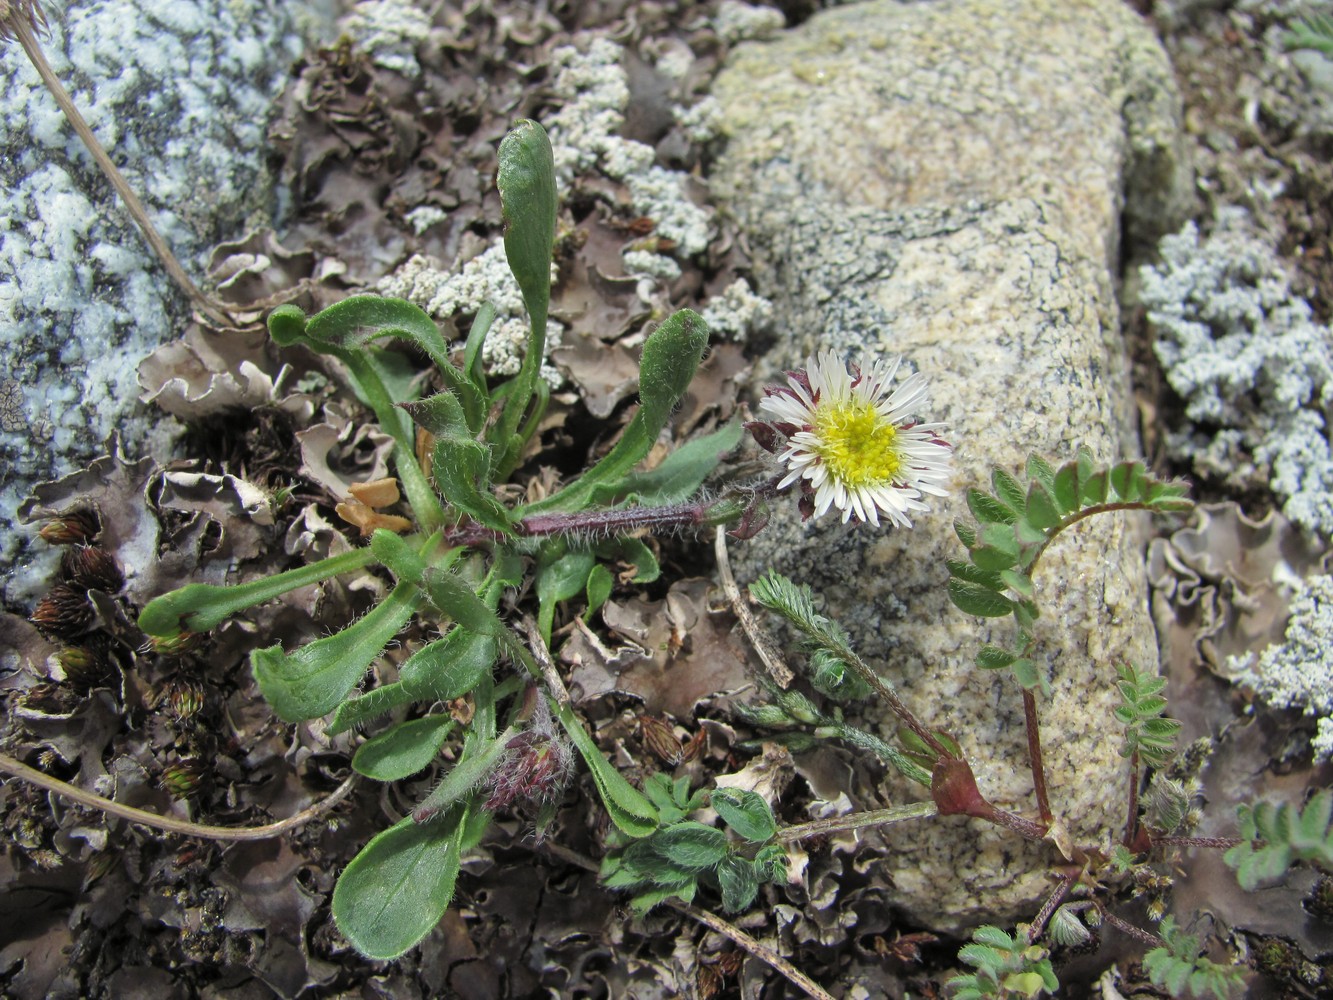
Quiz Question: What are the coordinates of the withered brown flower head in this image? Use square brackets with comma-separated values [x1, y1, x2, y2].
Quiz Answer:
[30, 584, 95, 638]
[0, 0, 51, 41]
[61, 544, 124, 592]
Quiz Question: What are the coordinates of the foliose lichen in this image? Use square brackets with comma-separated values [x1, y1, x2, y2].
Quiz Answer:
[1229, 573, 1333, 762]
[1139, 208, 1333, 537]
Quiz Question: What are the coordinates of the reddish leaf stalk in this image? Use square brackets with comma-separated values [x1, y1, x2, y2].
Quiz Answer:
[1023, 688, 1052, 825]
[931, 756, 1048, 840]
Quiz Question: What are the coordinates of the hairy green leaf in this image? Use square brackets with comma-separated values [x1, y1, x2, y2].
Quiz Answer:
[948, 579, 1015, 618]
[253, 581, 422, 721]
[557, 703, 659, 837]
[333, 812, 466, 960]
[352, 715, 456, 781]
[710, 787, 778, 843]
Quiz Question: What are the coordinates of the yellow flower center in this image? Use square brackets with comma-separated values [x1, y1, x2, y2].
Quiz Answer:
[814, 399, 901, 486]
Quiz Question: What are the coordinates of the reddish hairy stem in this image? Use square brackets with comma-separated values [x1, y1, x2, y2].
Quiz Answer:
[1153, 834, 1243, 850]
[1097, 906, 1163, 947]
[1028, 871, 1078, 942]
[1023, 688, 1052, 825]
[1123, 749, 1142, 849]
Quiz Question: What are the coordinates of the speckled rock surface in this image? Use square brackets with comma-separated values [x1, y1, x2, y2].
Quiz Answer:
[711, 0, 1190, 930]
[0, 0, 316, 591]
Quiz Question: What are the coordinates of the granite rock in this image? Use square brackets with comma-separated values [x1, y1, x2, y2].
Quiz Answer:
[0, 0, 316, 596]
[710, 0, 1190, 930]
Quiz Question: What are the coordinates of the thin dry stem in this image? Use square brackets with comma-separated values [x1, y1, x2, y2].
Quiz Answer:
[0, 753, 356, 841]
[777, 801, 938, 842]
[714, 526, 795, 687]
[5, 10, 234, 328]
[540, 841, 834, 1000]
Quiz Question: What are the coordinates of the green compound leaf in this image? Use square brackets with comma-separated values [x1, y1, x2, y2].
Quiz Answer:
[653, 821, 729, 870]
[710, 787, 778, 843]
[332, 811, 465, 960]
[1142, 916, 1244, 999]
[352, 715, 456, 781]
[520, 309, 709, 514]
[253, 581, 422, 722]
[556, 703, 659, 837]
[1224, 790, 1333, 891]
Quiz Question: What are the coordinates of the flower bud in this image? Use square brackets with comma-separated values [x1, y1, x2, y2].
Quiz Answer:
[161, 760, 204, 799]
[57, 643, 113, 691]
[483, 729, 575, 813]
[639, 715, 684, 766]
[38, 509, 99, 545]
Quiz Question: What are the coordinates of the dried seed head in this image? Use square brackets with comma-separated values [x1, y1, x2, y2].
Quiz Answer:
[0, 0, 51, 41]
[639, 715, 684, 767]
[38, 509, 99, 545]
[30, 585, 95, 638]
[60, 545, 124, 592]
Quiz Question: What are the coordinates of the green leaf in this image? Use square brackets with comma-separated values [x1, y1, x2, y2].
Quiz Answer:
[753, 843, 788, 884]
[411, 396, 512, 533]
[717, 854, 760, 912]
[353, 715, 456, 781]
[138, 547, 378, 637]
[600, 535, 660, 584]
[602, 422, 744, 505]
[948, 579, 1015, 618]
[556, 703, 659, 837]
[413, 727, 515, 820]
[398, 627, 499, 701]
[328, 681, 422, 735]
[630, 882, 696, 914]
[462, 303, 494, 397]
[535, 545, 595, 642]
[946, 560, 1006, 592]
[520, 309, 709, 514]
[654, 822, 728, 870]
[954, 520, 977, 548]
[1024, 480, 1060, 531]
[253, 581, 422, 721]
[999, 570, 1034, 597]
[585, 564, 614, 619]
[976, 645, 1018, 670]
[1026, 454, 1056, 495]
[710, 787, 778, 843]
[333, 812, 466, 960]
[991, 468, 1027, 516]
[492, 120, 557, 476]
[498, 120, 556, 365]
[421, 567, 504, 637]
[967, 488, 1017, 525]
[270, 297, 481, 429]
[1051, 462, 1079, 514]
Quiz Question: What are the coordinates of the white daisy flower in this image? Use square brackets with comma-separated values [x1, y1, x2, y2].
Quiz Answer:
[757, 350, 952, 527]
